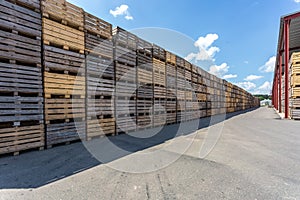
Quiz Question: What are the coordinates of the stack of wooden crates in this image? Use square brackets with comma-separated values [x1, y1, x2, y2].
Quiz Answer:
[113, 27, 137, 133]
[290, 52, 300, 119]
[42, 0, 86, 147]
[0, 0, 44, 155]
[84, 12, 115, 139]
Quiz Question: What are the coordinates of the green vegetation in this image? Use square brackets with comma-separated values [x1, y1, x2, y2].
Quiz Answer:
[253, 94, 271, 101]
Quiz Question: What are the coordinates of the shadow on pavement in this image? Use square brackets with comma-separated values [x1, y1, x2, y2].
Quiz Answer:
[0, 107, 258, 189]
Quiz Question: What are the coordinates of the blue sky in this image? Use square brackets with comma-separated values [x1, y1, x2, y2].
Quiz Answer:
[69, 0, 300, 94]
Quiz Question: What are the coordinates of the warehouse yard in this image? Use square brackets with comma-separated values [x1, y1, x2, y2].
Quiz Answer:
[0, 107, 300, 200]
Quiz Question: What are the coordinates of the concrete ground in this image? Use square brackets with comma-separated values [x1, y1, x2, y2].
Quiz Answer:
[0, 107, 300, 200]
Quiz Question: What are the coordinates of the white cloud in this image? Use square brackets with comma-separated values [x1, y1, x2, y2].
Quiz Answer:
[244, 61, 249, 64]
[244, 75, 264, 81]
[185, 33, 220, 62]
[259, 56, 276, 73]
[295, 0, 300, 3]
[209, 63, 229, 77]
[110, 5, 133, 20]
[223, 74, 237, 79]
[235, 81, 256, 91]
[253, 81, 272, 94]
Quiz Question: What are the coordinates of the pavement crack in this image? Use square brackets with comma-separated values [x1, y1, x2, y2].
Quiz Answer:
[157, 173, 166, 200]
[146, 183, 150, 200]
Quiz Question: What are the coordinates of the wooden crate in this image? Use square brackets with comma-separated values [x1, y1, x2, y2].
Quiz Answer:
[290, 108, 300, 120]
[113, 27, 136, 50]
[291, 75, 300, 87]
[137, 114, 152, 129]
[46, 119, 85, 147]
[153, 58, 166, 86]
[84, 12, 112, 39]
[0, 95, 43, 124]
[0, 124, 44, 155]
[115, 62, 136, 83]
[115, 96, 136, 114]
[44, 98, 85, 122]
[87, 96, 114, 117]
[184, 60, 192, 71]
[44, 45, 85, 73]
[42, 0, 84, 29]
[114, 45, 136, 66]
[166, 76, 176, 97]
[166, 62, 176, 77]
[177, 66, 185, 79]
[138, 68, 152, 85]
[87, 55, 114, 96]
[44, 72, 85, 98]
[154, 86, 166, 98]
[137, 98, 152, 113]
[137, 37, 152, 55]
[176, 56, 185, 68]
[43, 18, 84, 53]
[166, 111, 176, 124]
[291, 52, 300, 65]
[166, 51, 176, 65]
[291, 64, 300, 75]
[153, 44, 165, 61]
[292, 87, 300, 98]
[87, 117, 115, 139]
[116, 115, 136, 133]
[85, 33, 113, 59]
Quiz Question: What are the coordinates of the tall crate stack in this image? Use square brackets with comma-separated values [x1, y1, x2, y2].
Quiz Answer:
[136, 38, 153, 130]
[175, 55, 186, 122]
[113, 27, 137, 133]
[0, 0, 44, 155]
[165, 49, 177, 124]
[290, 52, 300, 119]
[184, 60, 194, 121]
[196, 67, 208, 118]
[84, 12, 115, 139]
[42, 0, 86, 147]
[153, 50, 167, 127]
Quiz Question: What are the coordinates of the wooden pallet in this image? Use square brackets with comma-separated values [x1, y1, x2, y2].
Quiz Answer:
[291, 63, 300, 75]
[44, 72, 85, 98]
[114, 45, 136, 66]
[115, 82, 137, 98]
[166, 51, 176, 65]
[166, 111, 176, 124]
[177, 66, 185, 79]
[44, 98, 85, 122]
[153, 44, 165, 61]
[87, 76, 114, 96]
[87, 117, 115, 139]
[0, 124, 44, 155]
[46, 120, 85, 147]
[112, 27, 136, 50]
[166, 63, 176, 77]
[42, 0, 84, 30]
[0, 95, 43, 123]
[290, 108, 300, 120]
[85, 33, 113, 59]
[153, 58, 166, 86]
[176, 56, 185, 68]
[43, 18, 84, 53]
[84, 12, 112, 39]
[44, 45, 85, 73]
[291, 87, 300, 98]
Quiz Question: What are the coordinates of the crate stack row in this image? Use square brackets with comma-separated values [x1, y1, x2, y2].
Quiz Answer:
[113, 27, 137, 133]
[0, 0, 44, 155]
[165, 51, 177, 124]
[136, 38, 153, 130]
[0, 0, 260, 155]
[85, 12, 115, 139]
[42, 0, 86, 147]
[290, 53, 300, 119]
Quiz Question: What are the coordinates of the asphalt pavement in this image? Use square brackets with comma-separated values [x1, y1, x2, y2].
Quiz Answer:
[0, 107, 300, 200]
